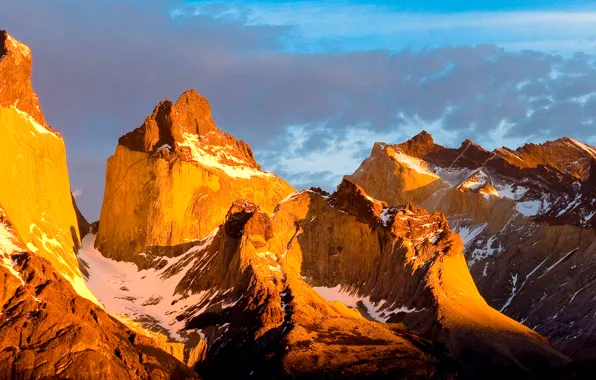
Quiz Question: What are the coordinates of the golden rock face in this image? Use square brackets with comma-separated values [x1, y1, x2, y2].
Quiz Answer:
[96, 91, 295, 263]
[346, 142, 448, 206]
[0, 31, 96, 304]
[0, 31, 48, 128]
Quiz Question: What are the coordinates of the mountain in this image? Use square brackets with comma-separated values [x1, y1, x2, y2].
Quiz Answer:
[347, 131, 596, 359]
[0, 30, 584, 379]
[83, 120, 569, 378]
[0, 30, 97, 303]
[95, 90, 295, 263]
[0, 208, 197, 379]
[0, 31, 196, 379]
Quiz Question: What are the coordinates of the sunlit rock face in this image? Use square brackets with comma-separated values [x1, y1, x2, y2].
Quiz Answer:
[0, 30, 579, 380]
[0, 32, 199, 378]
[0, 30, 96, 303]
[0, 208, 198, 379]
[95, 90, 295, 263]
[348, 130, 596, 359]
[82, 178, 569, 378]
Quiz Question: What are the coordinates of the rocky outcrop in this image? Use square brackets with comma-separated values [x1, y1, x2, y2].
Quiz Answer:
[0, 31, 49, 129]
[347, 131, 596, 359]
[0, 208, 198, 379]
[82, 177, 569, 378]
[0, 31, 96, 303]
[95, 90, 294, 263]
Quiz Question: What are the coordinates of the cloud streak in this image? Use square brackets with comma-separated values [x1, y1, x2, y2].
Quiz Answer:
[180, 2, 596, 53]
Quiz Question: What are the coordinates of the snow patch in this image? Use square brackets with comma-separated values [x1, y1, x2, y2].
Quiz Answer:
[380, 208, 393, 227]
[10, 106, 56, 138]
[79, 232, 223, 340]
[387, 149, 439, 179]
[500, 273, 518, 312]
[516, 199, 545, 217]
[556, 194, 582, 217]
[457, 223, 488, 246]
[177, 132, 272, 179]
[154, 144, 172, 153]
[0, 222, 24, 285]
[493, 183, 529, 201]
[313, 285, 421, 322]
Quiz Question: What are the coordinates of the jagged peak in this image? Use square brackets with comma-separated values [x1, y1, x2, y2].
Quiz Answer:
[395, 130, 444, 159]
[224, 200, 260, 238]
[1, 31, 31, 60]
[224, 199, 274, 245]
[0, 31, 54, 132]
[411, 130, 435, 145]
[329, 179, 387, 224]
[117, 89, 268, 177]
[458, 138, 489, 154]
[514, 136, 596, 155]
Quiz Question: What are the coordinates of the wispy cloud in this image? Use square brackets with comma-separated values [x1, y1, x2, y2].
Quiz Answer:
[176, 2, 596, 54]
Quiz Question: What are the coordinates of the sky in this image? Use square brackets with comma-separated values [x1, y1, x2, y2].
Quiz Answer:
[2, 0, 596, 220]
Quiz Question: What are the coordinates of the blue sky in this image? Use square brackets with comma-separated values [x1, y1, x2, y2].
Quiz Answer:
[1, 0, 596, 219]
[174, 1, 596, 53]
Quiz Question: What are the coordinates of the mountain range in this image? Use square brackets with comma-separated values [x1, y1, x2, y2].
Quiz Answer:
[1, 31, 595, 379]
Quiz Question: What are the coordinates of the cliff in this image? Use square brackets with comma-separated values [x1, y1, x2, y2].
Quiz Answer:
[0, 31, 96, 304]
[95, 90, 295, 263]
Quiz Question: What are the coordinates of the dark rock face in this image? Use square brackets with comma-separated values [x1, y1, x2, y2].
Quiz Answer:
[72, 193, 90, 239]
[224, 200, 262, 238]
[0, 211, 198, 380]
[348, 131, 596, 360]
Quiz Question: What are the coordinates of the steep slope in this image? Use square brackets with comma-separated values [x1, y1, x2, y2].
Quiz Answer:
[95, 90, 294, 263]
[0, 207, 198, 379]
[0, 31, 96, 303]
[81, 178, 568, 378]
[347, 131, 596, 359]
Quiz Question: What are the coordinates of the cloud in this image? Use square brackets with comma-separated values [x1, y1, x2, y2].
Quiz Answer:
[180, 2, 596, 54]
[72, 188, 83, 198]
[1, 0, 596, 218]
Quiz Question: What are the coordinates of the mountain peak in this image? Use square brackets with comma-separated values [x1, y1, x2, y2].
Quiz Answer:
[118, 89, 261, 170]
[396, 130, 443, 159]
[411, 130, 434, 145]
[1, 31, 31, 60]
[509, 135, 596, 177]
[0, 31, 50, 130]
[330, 179, 387, 224]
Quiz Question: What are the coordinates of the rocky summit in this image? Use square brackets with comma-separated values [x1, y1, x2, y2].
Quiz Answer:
[95, 89, 294, 263]
[347, 130, 596, 361]
[1, 31, 595, 380]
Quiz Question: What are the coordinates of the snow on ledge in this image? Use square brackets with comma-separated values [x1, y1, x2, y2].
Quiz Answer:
[313, 285, 421, 322]
[177, 132, 272, 179]
[387, 148, 440, 179]
[10, 105, 57, 139]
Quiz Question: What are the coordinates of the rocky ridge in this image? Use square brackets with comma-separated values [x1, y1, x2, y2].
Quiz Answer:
[0, 30, 587, 379]
[83, 176, 569, 378]
[347, 131, 596, 359]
